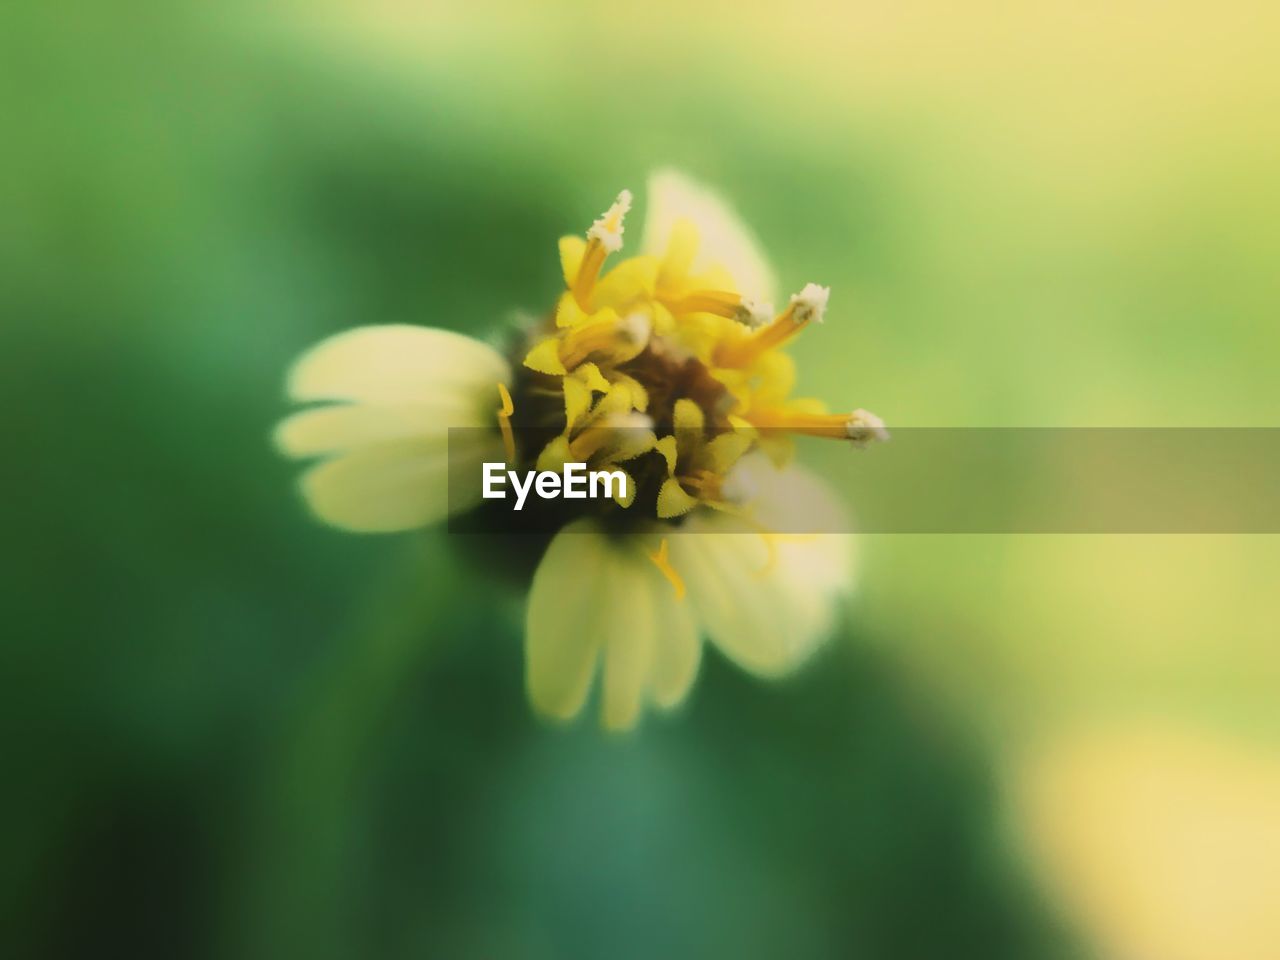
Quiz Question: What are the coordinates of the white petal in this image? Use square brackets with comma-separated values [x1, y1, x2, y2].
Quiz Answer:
[298, 432, 500, 533]
[671, 524, 795, 676]
[279, 325, 510, 531]
[726, 454, 852, 538]
[286, 325, 510, 404]
[724, 456, 858, 641]
[274, 397, 492, 458]
[671, 503, 852, 678]
[526, 521, 609, 723]
[641, 169, 777, 304]
[646, 568, 702, 710]
[526, 522, 695, 730]
[601, 563, 654, 731]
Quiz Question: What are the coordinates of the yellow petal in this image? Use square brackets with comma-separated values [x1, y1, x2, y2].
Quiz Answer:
[608, 372, 649, 412]
[563, 375, 593, 431]
[555, 291, 589, 329]
[610, 469, 636, 508]
[657, 477, 699, 519]
[591, 382, 639, 420]
[752, 351, 798, 406]
[598, 427, 656, 466]
[591, 255, 660, 309]
[558, 235, 586, 288]
[523, 336, 567, 376]
[641, 169, 777, 304]
[649, 301, 676, 336]
[656, 217, 699, 290]
[704, 431, 753, 475]
[756, 432, 795, 467]
[573, 361, 612, 394]
[536, 435, 571, 474]
[286, 325, 509, 404]
[655, 435, 678, 475]
[673, 398, 705, 434]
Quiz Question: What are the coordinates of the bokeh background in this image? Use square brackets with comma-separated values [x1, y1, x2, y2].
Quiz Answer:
[5, 1, 1279, 957]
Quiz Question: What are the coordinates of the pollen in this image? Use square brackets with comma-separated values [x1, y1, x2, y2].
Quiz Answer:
[588, 189, 633, 253]
[846, 409, 890, 447]
[735, 298, 774, 328]
[573, 189, 634, 305]
[713, 282, 829, 367]
[789, 282, 829, 324]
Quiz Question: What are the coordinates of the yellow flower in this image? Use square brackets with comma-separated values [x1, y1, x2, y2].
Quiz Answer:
[275, 170, 886, 731]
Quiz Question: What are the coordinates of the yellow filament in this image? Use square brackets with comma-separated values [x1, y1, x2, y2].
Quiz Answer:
[681, 469, 725, 501]
[647, 538, 686, 599]
[571, 239, 607, 305]
[568, 425, 610, 462]
[747, 408, 851, 439]
[496, 383, 516, 463]
[560, 324, 614, 368]
[665, 289, 742, 318]
[715, 303, 809, 367]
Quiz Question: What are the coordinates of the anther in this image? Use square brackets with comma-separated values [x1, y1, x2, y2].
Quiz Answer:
[845, 409, 889, 447]
[714, 283, 829, 367]
[573, 189, 632, 305]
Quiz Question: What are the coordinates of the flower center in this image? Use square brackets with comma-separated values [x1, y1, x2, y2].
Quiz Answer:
[491, 186, 887, 535]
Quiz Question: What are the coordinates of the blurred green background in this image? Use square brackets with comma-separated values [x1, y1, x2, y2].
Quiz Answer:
[5, 2, 1279, 958]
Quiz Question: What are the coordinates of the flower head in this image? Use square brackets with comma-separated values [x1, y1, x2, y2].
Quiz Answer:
[276, 171, 886, 731]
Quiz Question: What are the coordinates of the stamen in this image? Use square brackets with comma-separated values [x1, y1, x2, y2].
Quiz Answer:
[714, 283, 829, 367]
[735, 298, 775, 328]
[560, 312, 650, 369]
[647, 537, 686, 599]
[846, 408, 890, 447]
[748, 406, 888, 444]
[789, 282, 829, 325]
[662, 290, 774, 329]
[666, 289, 742, 318]
[567, 411, 653, 463]
[496, 382, 516, 463]
[572, 189, 632, 305]
[588, 189, 632, 253]
[681, 469, 725, 501]
[568, 426, 610, 462]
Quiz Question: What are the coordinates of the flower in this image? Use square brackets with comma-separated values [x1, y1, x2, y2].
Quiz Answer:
[275, 170, 886, 731]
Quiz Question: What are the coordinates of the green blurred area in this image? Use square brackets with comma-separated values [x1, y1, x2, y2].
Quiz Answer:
[5, 2, 1279, 957]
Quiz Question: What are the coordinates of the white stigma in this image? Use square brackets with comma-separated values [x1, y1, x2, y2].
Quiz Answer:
[846, 409, 889, 448]
[789, 283, 830, 324]
[588, 189, 633, 253]
[735, 298, 774, 329]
